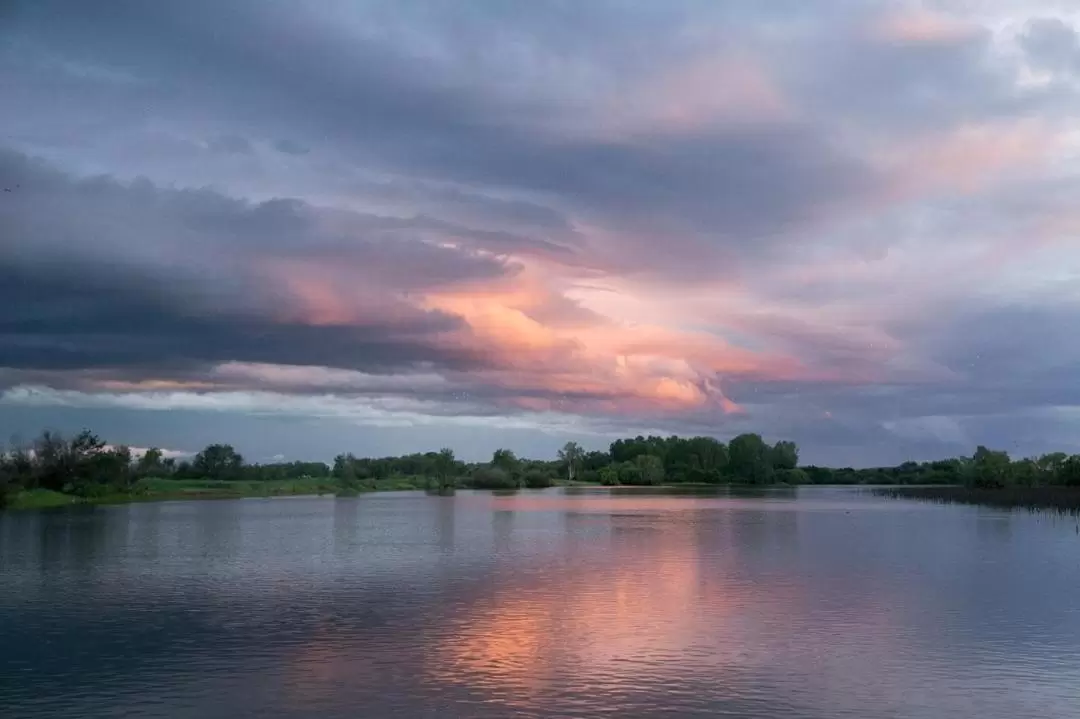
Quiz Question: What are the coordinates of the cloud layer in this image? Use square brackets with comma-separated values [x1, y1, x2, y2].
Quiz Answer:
[3, 0, 1080, 464]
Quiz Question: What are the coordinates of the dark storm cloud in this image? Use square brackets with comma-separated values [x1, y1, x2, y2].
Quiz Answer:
[0, 149, 522, 376]
[1, 0, 880, 272]
[0, 148, 526, 289]
[0, 260, 484, 376]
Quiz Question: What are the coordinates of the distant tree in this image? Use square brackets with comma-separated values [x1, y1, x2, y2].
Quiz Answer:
[617, 461, 642, 485]
[634, 454, 665, 485]
[1037, 452, 1068, 484]
[333, 453, 360, 488]
[1010, 458, 1039, 487]
[771, 441, 799, 471]
[970, 446, 1012, 488]
[729, 433, 774, 484]
[434, 448, 458, 488]
[558, 441, 583, 482]
[31, 429, 110, 491]
[777, 467, 809, 485]
[523, 468, 554, 488]
[492, 449, 520, 476]
[86, 444, 133, 488]
[581, 450, 612, 472]
[136, 447, 168, 478]
[1061, 455, 1080, 487]
[598, 465, 620, 486]
[192, 444, 244, 481]
[469, 465, 518, 490]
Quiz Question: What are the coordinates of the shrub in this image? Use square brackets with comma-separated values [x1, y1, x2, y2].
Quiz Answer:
[598, 466, 620, 486]
[72, 482, 111, 499]
[777, 468, 809, 485]
[469, 465, 519, 490]
[523, 469, 554, 488]
[617, 462, 642, 485]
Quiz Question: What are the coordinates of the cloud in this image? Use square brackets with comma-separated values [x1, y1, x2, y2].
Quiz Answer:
[1019, 18, 1080, 74]
[4, 1, 1080, 464]
[868, 8, 981, 46]
[207, 134, 253, 155]
[272, 138, 309, 155]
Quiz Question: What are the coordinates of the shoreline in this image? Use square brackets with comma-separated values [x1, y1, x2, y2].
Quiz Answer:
[3, 480, 783, 511]
[872, 485, 1080, 514]
[9, 481, 1080, 513]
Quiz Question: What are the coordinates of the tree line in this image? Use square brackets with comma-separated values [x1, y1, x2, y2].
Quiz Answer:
[2, 428, 1078, 508]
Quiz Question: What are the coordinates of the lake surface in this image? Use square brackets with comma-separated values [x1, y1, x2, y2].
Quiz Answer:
[2, 487, 1080, 718]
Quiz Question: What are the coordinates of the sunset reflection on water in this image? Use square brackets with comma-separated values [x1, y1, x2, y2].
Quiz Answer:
[423, 493, 803, 711]
[6, 489, 1080, 719]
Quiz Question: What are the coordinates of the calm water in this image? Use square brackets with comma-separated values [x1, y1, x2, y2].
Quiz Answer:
[2, 487, 1080, 718]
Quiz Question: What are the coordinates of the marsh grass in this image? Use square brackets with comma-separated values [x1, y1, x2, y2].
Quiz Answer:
[872, 485, 1080, 515]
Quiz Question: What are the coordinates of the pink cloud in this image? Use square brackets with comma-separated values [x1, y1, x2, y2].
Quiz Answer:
[867, 8, 980, 45]
[598, 52, 793, 138]
[873, 120, 1061, 205]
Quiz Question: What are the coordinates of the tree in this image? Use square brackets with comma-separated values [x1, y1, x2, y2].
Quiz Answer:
[523, 468, 554, 488]
[771, 441, 799, 471]
[86, 445, 133, 488]
[558, 441, 583, 482]
[31, 429, 109, 491]
[434, 448, 458, 488]
[192, 444, 244, 481]
[1060, 455, 1080, 487]
[729, 433, 775, 484]
[617, 461, 642, 485]
[1037, 452, 1068, 484]
[135, 447, 169, 478]
[598, 465, 620, 486]
[492, 449, 520, 476]
[777, 467, 809, 485]
[634, 454, 665, 485]
[470, 465, 518, 490]
[970, 446, 1012, 488]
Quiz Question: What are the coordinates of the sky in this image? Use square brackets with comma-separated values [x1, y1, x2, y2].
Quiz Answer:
[3, 0, 1080, 466]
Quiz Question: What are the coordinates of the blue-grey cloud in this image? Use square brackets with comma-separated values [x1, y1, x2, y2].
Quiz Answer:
[3, 0, 1080, 465]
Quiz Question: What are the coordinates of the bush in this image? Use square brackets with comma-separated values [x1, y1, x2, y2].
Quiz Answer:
[598, 466, 620, 486]
[617, 462, 642, 485]
[469, 465, 519, 490]
[71, 482, 112, 499]
[523, 469, 554, 488]
[777, 468, 809, 485]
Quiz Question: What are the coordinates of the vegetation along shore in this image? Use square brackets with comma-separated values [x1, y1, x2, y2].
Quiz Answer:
[2, 429, 1078, 511]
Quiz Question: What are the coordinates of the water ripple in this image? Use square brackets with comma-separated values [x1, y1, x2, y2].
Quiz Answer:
[2, 488, 1079, 718]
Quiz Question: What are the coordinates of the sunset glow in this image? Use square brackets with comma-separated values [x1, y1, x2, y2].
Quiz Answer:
[3, 1, 1080, 464]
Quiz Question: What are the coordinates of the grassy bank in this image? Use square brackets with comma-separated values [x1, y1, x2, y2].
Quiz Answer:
[6, 476, 431, 510]
[872, 485, 1080, 514]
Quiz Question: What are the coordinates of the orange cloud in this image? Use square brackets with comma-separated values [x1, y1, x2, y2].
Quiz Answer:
[254, 236, 808, 419]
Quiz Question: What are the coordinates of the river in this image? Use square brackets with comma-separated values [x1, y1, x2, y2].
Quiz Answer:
[2, 486, 1079, 718]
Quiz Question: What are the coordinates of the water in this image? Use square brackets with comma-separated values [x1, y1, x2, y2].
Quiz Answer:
[2, 487, 1079, 718]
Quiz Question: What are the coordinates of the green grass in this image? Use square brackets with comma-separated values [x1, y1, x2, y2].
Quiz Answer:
[3, 476, 435, 511]
[9, 488, 83, 509]
[134, 476, 341, 497]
